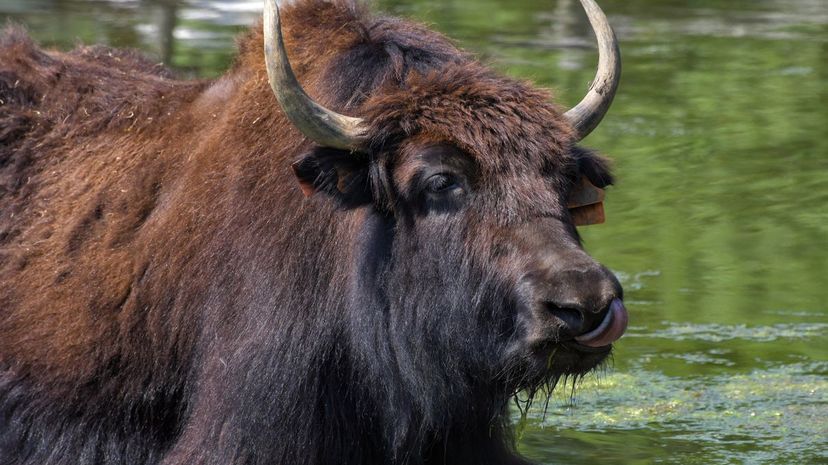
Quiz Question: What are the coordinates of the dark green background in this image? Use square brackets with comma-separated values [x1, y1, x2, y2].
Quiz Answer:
[1, 0, 825, 463]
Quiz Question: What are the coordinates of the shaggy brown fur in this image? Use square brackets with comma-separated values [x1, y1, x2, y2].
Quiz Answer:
[0, 1, 619, 464]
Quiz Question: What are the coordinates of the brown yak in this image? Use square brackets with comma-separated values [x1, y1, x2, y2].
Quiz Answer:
[0, 0, 627, 464]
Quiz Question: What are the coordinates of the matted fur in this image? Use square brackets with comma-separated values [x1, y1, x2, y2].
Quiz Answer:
[0, 1, 618, 464]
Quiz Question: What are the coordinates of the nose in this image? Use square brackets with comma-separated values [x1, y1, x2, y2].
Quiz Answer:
[531, 261, 628, 347]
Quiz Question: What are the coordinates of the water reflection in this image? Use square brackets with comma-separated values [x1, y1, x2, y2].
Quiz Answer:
[0, 0, 262, 75]
[1, 0, 826, 464]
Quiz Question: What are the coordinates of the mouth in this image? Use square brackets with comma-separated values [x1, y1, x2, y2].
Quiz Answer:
[518, 299, 628, 379]
[521, 336, 612, 381]
[562, 340, 613, 354]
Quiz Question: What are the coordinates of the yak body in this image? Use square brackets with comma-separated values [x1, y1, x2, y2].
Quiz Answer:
[0, 1, 621, 464]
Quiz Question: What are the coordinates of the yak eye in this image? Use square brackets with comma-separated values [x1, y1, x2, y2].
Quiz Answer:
[425, 174, 461, 194]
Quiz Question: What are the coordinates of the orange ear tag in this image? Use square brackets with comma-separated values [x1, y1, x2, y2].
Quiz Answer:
[567, 177, 606, 226]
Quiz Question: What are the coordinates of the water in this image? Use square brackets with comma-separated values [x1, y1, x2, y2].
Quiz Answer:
[1, 0, 826, 463]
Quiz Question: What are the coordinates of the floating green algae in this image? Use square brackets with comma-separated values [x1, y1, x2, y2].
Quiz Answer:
[515, 362, 828, 465]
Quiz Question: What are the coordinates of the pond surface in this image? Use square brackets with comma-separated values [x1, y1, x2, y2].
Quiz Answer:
[2, 0, 826, 464]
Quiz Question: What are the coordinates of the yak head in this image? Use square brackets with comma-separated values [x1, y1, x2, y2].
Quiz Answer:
[263, 0, 626, 424]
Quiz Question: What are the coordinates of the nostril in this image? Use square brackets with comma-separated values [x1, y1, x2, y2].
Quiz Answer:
[543, 303, 584, 335]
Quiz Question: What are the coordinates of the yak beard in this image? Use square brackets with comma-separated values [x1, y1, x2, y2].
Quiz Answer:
[343, 212, 607, 462]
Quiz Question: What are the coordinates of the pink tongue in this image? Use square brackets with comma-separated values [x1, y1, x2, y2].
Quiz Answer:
[574, 298, 628, 348]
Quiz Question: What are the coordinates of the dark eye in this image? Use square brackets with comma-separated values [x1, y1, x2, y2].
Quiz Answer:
[425, 174, 461, 194]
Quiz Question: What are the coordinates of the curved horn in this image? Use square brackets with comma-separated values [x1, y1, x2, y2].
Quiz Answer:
[564, 0, 621, 140]
[263, 0, 367, 150]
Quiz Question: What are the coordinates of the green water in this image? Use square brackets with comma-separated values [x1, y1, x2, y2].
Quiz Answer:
[1, 0, 826, 463]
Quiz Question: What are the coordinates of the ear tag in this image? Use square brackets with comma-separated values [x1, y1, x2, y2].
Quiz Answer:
[568, 177, 606, 226]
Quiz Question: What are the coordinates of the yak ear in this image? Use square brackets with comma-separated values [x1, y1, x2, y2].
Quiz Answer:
[573, 146, 614, 189]
[291, 147, 372, 206]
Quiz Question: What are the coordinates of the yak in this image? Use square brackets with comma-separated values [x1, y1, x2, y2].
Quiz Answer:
[0, 0, 627, 464]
